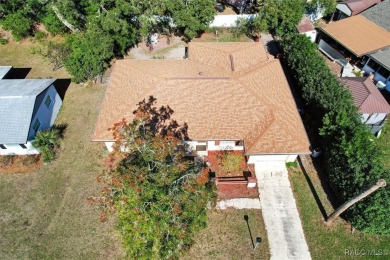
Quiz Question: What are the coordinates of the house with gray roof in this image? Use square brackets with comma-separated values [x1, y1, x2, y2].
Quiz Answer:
[341, 76, 390, 136]
[0, 66, 62, 155]
[361, 0, 390, 32]
[362, 47, 390, 91]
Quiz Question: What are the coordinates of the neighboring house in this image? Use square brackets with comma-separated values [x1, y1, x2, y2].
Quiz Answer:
[317, 15, 390, 67]
[360, 0, 390, 32]
[296, 16, 317, 43]
[330, 0, 381, 22]
[93, 42, 310, 164]
[362, 48, 390, 90]
[359, 1, 390, 89]
[341, 76, 390, 135]
[0, 66, 62, 155]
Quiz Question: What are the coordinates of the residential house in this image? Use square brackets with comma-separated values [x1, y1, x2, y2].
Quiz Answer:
[317, 15, 390, 67]
[296, 16, 317, 43]
[93, 42, 310, 165]
[362, 48, 390, 90]
[0, 66, 62, 155]
[360, 1, 390, 89]
[341, 76, 390, 135]
[331, 0, 381, 22]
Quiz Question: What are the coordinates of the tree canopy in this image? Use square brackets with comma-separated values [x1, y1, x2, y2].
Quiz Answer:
[0, 0, 216, 82]
[91, 96, 214, 258]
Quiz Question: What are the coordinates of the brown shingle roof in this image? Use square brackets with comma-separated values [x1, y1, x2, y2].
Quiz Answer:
[320, 15, 390, 56]
[341, 77, 390, 113]
[93, 42, 310, 155]
[342, 0, 381, 16]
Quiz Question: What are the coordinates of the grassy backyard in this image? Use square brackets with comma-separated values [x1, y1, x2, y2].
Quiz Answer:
[0, 40, 124, 259]
[290, 156, 390, 260]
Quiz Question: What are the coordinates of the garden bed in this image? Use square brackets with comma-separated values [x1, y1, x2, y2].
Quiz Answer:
[0, 155, 42, 174]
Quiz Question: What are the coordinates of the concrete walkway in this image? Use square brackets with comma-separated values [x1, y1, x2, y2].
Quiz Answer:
[255, 162, 311, 260]
[216, 198, 261, 210]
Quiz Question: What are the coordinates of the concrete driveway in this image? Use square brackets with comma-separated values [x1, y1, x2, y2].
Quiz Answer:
[255, 161, 311, 260]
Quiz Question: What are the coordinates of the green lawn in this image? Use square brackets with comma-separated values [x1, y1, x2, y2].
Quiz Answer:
[376, 123, 390, 169]
[0, 40, 124, 259]
[290, 157, 390, 260]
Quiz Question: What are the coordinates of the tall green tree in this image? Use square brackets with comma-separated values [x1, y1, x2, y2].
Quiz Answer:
[92, 97, 214, 258]
[64, 29, 114, 82]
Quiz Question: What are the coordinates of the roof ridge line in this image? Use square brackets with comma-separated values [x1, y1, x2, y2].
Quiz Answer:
[190, 42, 237, 54]
[233, 59, 275, 78]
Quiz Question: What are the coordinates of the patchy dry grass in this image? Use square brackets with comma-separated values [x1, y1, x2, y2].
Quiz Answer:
[183, 209, 270, 260]
[0, 41, 124, 259]
[290, 156, 390, 260]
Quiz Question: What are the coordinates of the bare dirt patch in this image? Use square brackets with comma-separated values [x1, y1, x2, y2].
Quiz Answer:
[0, 155, 42, 174]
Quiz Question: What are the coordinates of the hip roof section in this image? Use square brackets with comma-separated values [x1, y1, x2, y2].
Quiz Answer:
[341, 77, 390, 113]
[93, 42, 310, 155]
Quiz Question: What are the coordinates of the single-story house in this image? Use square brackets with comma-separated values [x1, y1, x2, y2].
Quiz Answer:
[360, 0, 390, 32]
[330, 0, 381, 22]
[0, 66, 62, 155]
[317, 15, 390, 68]
[93, 42, 310, 164]
[296, 16, 317, 43]
[341, 76, 390, 135]
[362, 48, 390, 90]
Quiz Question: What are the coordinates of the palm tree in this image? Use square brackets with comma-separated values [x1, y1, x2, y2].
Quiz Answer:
[33, 128, 60, 162]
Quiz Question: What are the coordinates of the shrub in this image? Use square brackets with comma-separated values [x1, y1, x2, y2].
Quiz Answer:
[33, 128, 60, 163]
[0, 38, 8, 45]
[1, 11, 34, 41]
[42, 11, 67, 35]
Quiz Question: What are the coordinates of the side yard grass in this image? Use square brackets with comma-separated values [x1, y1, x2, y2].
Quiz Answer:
[0, 41, 124, 259]
[289, 156, 390, 259]
[183, 209, 270, 260]
[376, 123, 390, 169]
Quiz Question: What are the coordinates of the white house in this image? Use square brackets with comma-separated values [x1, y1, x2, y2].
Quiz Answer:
[341, 76, 390, 136]
[296, 16, 317, 43]
[93, 42, 311, 164]
[0, 66, 62, 155]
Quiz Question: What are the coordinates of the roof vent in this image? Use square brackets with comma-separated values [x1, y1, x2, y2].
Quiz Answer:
[199, 72, 204, 76]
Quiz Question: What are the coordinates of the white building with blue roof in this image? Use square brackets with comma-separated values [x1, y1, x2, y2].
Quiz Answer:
[0, 66, 62, 155]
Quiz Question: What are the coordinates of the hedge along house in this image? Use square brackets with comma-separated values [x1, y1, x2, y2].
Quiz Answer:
[330, 0, 381, 22]
[341, 77, 390, 136]
[0, 66, 62, 155]
[93, 42, 310, 165]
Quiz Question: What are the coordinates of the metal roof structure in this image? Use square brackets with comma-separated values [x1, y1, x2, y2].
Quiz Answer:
[341, 77, 390, 113]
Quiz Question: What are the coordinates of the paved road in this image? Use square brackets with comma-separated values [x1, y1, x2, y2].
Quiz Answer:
[255, 161, 311, 260]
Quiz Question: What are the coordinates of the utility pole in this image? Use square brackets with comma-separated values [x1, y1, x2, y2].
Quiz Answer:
[325, 179, 386, 225]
